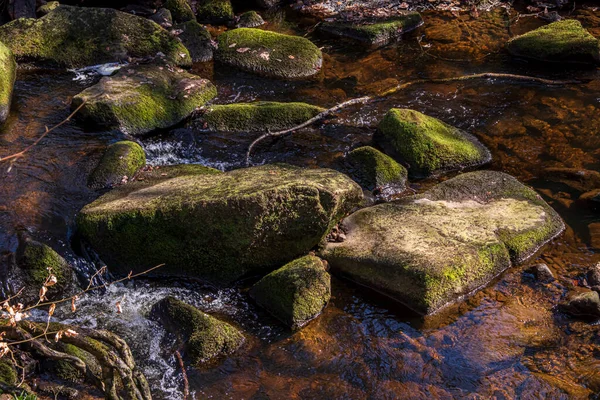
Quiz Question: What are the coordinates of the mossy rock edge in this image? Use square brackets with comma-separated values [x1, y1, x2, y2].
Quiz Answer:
[0, 41, 16, 123]
[88, 141, 146, 189]
[321, 170, 565, 315]
[345, 146, 408, 193]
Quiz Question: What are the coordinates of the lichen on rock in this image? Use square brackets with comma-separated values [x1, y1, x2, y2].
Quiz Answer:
[190, 101, 324, 132]
[151, 297, 244, 363]
[76, 164, 363, 284]
[507, 19, 600, 64]
[321, 170, 564, 315]
[0, 40, 16, 124]
[88, 141, 146, 189]
[0, 5, 191, 67]
[250, 255, 331, 329]
[71, 63, 216, 136]
[375, 108, 491, 178]
[216, 28, 323, 79]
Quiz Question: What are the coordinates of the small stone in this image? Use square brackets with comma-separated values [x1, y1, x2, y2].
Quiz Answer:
[150, 8, 173, 28]
[527, 263, 555, 282]
[586, 262, 600, 286]
[236, 11, 265, 28]
[562, 291, 600, 318]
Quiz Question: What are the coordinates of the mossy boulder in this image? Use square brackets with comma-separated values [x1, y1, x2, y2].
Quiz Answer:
[77, 164, 362, 284]
[250, 255, 330, 329]
[237, 11, 265, 28]
[16, 235, 73, 302]
[150, 8, 173, 28]
[0, 41, 16, 124]
[320, 13, 423, 45]
[321, 170, 565, 315]
[374, 108, 491, 178]
[151, 297, 244, 363]
[164, 0, 195, 23]
[216, 28, 323, 79]
[174, 20, 215, 62]
[0, 5, 191, 68]
[190, 101, 324, 132]
[507, 19, 600, 64]
[88, 141, 146, 189]
[345, 146, 407, 193]
[0, 360, 17, 386]
[196, 0, 234, 24]
[71, 64, 216, 136]
[54, 343, 101, 383]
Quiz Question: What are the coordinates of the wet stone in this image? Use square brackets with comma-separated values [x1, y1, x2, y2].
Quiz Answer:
[174, 20, 215, 63]
[562, 291, 600, 318]
[527, 263, 555, 283]
[88, 141, 146, 190]
[236, 11, 265, 28]
[586, 262, 600, 287]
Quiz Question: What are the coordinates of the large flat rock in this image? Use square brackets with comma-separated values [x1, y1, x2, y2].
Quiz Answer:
[322, 171, 564, 314]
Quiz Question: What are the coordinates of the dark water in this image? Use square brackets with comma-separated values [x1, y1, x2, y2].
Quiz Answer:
[2, 6, 600, 400]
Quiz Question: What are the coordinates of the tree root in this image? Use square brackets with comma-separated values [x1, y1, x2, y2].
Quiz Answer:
[1, 322, 151, 400]
[245, 72, 582, 166]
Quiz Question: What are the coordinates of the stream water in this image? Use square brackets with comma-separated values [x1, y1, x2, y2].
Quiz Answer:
[1, 4, 600, 399]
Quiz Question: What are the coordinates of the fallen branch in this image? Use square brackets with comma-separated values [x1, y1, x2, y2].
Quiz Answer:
[174, 350, 189, 400]
[245, 73, 580, 165]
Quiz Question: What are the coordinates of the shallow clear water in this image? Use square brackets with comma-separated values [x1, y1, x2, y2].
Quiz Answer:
[2, 5, 600, 399]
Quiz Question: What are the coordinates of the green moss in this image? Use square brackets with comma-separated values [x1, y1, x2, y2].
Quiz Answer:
[164, 0, 195, 23]
[72, 64, 217, 135]
[322, 170, 564, 314]
[237, 11, 265, 28]
[76, 164, 363, 284]
[175, 20, 214, 62]
[88, 141, 146, 189]
[0, 40, 16, 123]
[18, 238, 72, 297]
[196, 0, 234, 23]
[375, 108, 491, 178]
[345, 146, 407, 191]
[216, 28, 323, 79]
[0, 360, 17, 386]
[507, 19, 600, 64]
[193, 101, 324, 132]
[250, 255, 330, 329]
[0, 5, 191, 68]
[37, 1, 60, 15]
[320, 12, 423, 45]
[54, 343, 101, 383]
[152, 297, 244, 363]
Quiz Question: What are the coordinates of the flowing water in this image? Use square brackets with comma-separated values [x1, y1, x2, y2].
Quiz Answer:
[2, 5, 600, 399]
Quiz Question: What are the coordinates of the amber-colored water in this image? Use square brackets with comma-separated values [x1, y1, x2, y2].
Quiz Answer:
[2, 6, 600, 399]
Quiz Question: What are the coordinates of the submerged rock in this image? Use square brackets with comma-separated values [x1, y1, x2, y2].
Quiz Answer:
[88, 141, 146, 189]
[0, 5, 191, 68]
[375, 108, 491, 178]
[562, 291, 600, 318]
[507, 20, 600, 64]
[344, 146, 407, 193]
[71, 64, 216, 136]
[174, 20, 215, 62]
[250, 255, 331, 329]
[164, 0, 195, 23]
[0, 41, 16, 124]
[322, 170, 564, 315]
[151, 297, 244, 363]
[196, 0, 234, 24]
[320, 13, 423, 45]
[77, 164, 363, 284]
[216, 28, 323, 79]
[190, 101, 324, 132]
[527, 263, 555, 283]
[237, 11, 265, 28]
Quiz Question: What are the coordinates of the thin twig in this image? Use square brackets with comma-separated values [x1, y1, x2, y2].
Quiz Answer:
[174, 350, 189, 400]
[244, 72, 580, 165]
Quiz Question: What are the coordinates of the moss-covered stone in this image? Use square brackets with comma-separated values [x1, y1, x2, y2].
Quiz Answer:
[164, 0, 195, 23]
[320, 13, 423, 45]
[77, 164, 363, 284]
[507, 19, 600, 64]
[88, 141, 146, 189]
[237, 11, 265, 28]
[375, 108, 491, 178]
[150, 8, 173, 27]
[345, 146, 407, 193]
[151, 297, 244, 363]
[0, 5, 191, 68]
[321, 170, 565, 315]
[71, 64, 216, 136]
[190, 101, 324, 132]
[250, 255, 330, 329]
[174, 20, 215, 62]
[54, 343, 101, 383]
[0, 41, 16, 124]
[0, 360, 17, 386]
[196, 0, 234, 24]
[17, 236, 73, 302]
[216, 28, 323, 79]
[37, 1, 60, 16]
